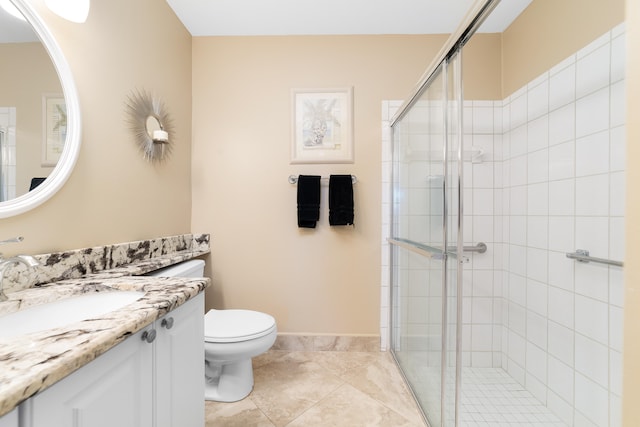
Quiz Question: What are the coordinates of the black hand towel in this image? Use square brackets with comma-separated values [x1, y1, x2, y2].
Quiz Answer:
[329, 175, 354, 226]
[297, 175, 321, 228]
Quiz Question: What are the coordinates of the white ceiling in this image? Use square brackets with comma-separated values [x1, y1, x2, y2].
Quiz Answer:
[0, 3, 37, 42]
[1, 0, 533, 43]
[166, 0, 533, 36]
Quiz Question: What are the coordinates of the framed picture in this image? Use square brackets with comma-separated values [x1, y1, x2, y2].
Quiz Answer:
[290, 87, 353, 164]
[42, 93, 66, 166]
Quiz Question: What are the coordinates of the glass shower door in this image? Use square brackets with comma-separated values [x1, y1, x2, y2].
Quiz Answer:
[391, 62, 451, 427]
[390, 50, 464, 426]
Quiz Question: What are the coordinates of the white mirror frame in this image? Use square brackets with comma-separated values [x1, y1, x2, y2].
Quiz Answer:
[0, 0, 81, 218]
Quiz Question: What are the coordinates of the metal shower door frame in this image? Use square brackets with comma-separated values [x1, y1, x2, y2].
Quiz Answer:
[388, 1, 501, 426]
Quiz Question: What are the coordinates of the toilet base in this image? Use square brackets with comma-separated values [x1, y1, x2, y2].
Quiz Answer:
[204, 358, 254, 402]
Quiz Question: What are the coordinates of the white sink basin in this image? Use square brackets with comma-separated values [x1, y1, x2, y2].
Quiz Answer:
[0, 291, 145, 339]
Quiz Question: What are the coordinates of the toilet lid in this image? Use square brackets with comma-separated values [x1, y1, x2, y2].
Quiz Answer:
[204, 309, 276, 343]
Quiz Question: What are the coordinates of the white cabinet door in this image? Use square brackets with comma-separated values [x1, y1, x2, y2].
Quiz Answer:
[0, 408, 18, 427]
[27, 327, 154, 427]
[155, 293, 204, 427]
[21, 293, 204, 427]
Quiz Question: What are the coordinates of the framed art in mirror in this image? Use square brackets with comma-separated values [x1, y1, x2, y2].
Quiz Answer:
[42, 93, 66, 166]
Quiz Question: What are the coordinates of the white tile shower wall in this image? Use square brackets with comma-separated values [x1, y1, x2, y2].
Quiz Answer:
[464, 99, 503, 369]
[499, 24, 625, 427]
[381, 23, 624, 427]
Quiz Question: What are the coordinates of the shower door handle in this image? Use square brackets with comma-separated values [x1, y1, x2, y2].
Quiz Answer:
[388, 238, 446, 261]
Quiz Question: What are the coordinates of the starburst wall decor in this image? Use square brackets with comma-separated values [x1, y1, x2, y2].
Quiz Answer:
[125, 89, 174, 162]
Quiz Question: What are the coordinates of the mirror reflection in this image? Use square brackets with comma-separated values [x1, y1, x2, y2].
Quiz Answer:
[0, 1, 65, 202]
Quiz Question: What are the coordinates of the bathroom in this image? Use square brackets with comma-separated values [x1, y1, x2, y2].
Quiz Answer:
[0, 0, 639, 426]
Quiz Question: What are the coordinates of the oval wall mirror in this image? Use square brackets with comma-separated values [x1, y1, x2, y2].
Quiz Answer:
[0, 0, 81, 218]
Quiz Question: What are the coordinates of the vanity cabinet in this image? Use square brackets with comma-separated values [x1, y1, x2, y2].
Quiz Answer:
[24, 326, 153, 427]
[22, 293, 204, 427]
[155, 293, 205, 427]
[0, 408, 18, 427]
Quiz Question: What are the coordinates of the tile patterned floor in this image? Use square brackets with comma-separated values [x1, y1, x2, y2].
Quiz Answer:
[205, 350, 567, 427]
[205, 350, 426, 427]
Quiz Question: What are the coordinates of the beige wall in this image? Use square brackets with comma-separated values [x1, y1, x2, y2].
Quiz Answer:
[623, 0, 639, 424]
[191, 35, 440, 334]
[463, 33, 502, 100]
[502, 0, 625, 96]
[0, 0, 193, 256]
[190, 34, 501, 334]
[0, 42, 60, 196]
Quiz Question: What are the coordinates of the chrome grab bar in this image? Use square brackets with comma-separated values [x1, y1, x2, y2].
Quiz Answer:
[566, 249, 623, 267]
[388, 238, 487, 260]
[448, 242, 487, 254]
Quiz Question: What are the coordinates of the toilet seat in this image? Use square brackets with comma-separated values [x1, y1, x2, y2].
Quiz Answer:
[205, 309, 276, 343]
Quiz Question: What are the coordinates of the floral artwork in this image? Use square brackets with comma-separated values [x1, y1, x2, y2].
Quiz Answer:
[42, 94, 66, 166]
[302, 98, 339, 147]
[291, 88, 353, 163]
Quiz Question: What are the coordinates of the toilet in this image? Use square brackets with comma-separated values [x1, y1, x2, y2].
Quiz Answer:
[146, 259, 277, 402]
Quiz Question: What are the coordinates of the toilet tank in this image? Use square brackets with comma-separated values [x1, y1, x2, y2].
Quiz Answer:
[146, 259, 205, 278]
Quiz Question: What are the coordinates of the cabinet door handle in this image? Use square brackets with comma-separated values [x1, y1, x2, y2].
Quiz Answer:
[161, 317, 174, 329]
[141, 329, 156, 343]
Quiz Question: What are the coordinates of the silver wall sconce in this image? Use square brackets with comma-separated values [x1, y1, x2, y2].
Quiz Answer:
[125, 89, 174, 163]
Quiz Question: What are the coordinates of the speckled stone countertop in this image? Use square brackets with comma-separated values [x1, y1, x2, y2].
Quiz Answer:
[0, 234, 211, 417]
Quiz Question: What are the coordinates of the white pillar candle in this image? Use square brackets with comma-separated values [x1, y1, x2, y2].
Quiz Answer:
[153, 129, 169, 142]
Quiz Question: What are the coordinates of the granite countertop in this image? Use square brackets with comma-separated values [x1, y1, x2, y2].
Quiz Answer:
[0, 274, 209, 417]
[0, 235, 211, 418]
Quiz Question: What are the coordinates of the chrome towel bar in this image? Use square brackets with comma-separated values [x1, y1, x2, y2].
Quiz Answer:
[289, 175, 357, 184]
[566, 249, 623, 267]
[288, 175, 358, 184]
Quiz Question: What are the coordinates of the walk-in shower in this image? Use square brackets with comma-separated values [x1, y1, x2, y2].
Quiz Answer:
[383, 1, 625, 426]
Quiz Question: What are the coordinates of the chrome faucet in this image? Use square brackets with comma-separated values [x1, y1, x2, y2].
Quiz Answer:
[0, 237, 40, 302]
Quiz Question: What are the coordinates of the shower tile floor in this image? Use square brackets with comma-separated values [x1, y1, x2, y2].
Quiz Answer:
[399, 354, 567, 427]
[205, 350, 568, 427]
[458, 368, 567, 427]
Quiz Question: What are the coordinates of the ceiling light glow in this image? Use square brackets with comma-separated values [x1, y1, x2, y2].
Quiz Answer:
[0, 0, 26, 21]
[44, 0, 90, 23]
